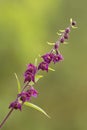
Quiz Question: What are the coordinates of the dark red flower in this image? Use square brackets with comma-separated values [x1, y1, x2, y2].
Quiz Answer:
[53, 54, 64, 63]
[38, 62, 49, 72]
[9, 101, 22, 110]
[24, 71, 34, 83]
[27, 87, 38, 98]
[60, 37, 65, 43]
[65, 27, 70, 33]
[18, 92, 31, 102]
[27, 64, 37, 74]
[42, 53, 53, 64]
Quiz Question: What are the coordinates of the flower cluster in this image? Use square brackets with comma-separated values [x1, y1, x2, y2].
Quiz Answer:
[9, 63, 38, 111]
[9, 86, 38, 110]
[9, 19, 77, 111]
[38, 20, 76, 71]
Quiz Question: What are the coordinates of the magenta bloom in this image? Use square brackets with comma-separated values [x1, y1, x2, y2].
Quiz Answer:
[27, 87, 38, 98]
[24, 63, 37, 83]
[24, 71, 34, 83]
[38, 62, 49, 72]
[42, 53, 53, 64]
[27, 64, 37, 74]
[9, 101, 22, 110]
[53, 54, 64, 63]
[18, 92, 31, 102]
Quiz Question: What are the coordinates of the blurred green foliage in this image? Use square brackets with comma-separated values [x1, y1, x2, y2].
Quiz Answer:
[0, 0, 87, 130]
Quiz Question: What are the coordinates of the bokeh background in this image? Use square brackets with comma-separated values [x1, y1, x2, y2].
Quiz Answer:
[0, 0, 87, 130]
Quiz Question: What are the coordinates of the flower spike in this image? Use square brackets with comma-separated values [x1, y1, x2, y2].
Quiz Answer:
[0, 19, 77, 129]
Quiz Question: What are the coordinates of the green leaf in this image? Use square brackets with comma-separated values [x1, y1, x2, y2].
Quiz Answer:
[35, 58, 38, 66]
[48, 67, 55, 71]
[47, 42, 55, 46]
[35, 74, 43, 82]
[38, 54, 41, 57]
[57, 32, 62, 36]
[24, 102, 50, 118]
[14, 73, 21, 93]
[71, 26, 78, 29]
[59, 30, 65, 32]
[63, 42, 69, 44]
[70, 18, 72, 23]
[30, 74, 43, 86]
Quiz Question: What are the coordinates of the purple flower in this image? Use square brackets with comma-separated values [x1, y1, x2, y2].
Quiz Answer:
[27, 64, 37, 74]
[18, 92, 30, 102]
[9, 101, 22, 110]
[42, 53, 53, 64]
[24, 63, 37, 83]
[53, 54, 64, 63]
[27, 87, 38, 98]
[24, 70, 34, 83]
[38, 62, 49, 72]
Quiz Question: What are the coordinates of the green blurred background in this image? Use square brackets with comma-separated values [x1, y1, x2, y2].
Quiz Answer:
[0, 0, 87, 130]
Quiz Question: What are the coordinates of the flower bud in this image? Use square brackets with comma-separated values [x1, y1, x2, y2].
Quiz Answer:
[65, 27, 70, 33]
[72, 21, 76, 26]
[60, 37, 65, 43]
[64, 33, 69, 39]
